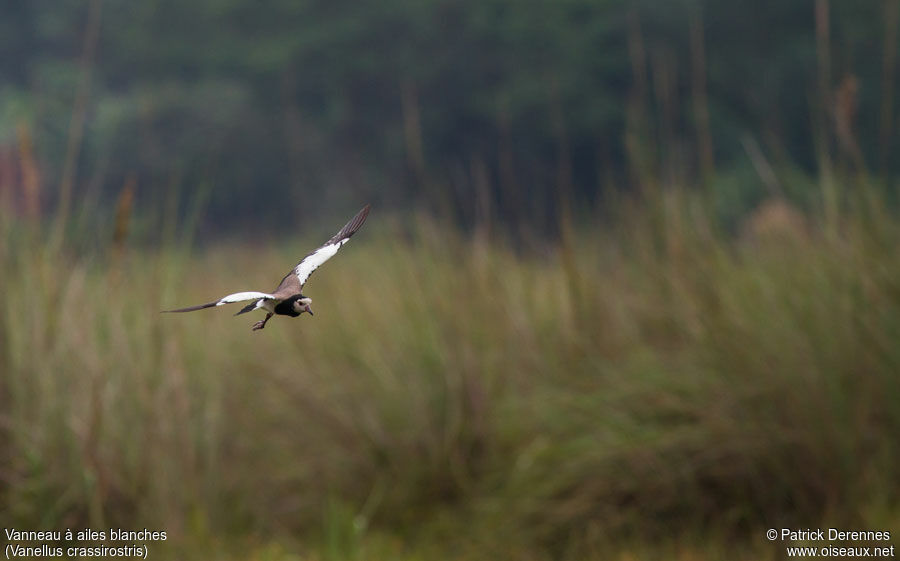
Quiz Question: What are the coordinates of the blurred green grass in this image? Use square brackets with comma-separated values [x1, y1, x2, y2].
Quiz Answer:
[1, 191, 899, 560]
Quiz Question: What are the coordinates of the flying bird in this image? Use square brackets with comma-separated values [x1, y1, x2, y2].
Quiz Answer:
[163, 205, 370, 331]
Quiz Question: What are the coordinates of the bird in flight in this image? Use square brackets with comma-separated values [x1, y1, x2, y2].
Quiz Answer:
[163, 205, 370, 331]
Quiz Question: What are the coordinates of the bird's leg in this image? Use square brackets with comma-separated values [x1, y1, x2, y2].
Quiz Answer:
[251, 312, 273, 331]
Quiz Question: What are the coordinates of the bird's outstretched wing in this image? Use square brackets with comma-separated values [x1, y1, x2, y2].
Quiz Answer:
[290, 204, 370, 290]
[162, 291, 276, 313]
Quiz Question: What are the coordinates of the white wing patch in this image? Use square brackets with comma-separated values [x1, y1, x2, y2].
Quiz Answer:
[216, 291, 277, 305]
[293, 239, 350, 286]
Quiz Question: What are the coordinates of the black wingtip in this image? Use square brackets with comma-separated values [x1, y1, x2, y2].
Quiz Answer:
[234, 301, 258, 316]
[351, 204, 370, 228]
[161, 301, 218, 313]
[327, 204, 371, 245]
[347, 204, 371, 236]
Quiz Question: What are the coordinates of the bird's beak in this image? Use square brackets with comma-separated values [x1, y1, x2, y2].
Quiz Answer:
[306, 305, 314, 316]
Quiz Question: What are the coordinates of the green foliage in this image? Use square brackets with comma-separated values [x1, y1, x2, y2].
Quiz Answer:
[1, 185, 899, 559]
[1, 0, 895, 233]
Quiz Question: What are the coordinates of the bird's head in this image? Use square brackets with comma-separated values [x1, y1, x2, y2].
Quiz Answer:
[292, 296, 314, 316]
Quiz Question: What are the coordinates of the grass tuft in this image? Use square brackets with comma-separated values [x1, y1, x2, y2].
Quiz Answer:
[1, 189, 899, 559]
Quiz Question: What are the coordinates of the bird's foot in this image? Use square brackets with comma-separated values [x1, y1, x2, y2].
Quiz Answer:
[251, 312, 273, 331]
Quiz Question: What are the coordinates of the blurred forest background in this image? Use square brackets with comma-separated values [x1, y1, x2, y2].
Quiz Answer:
[2, 0, 900, 560]
[1, 0, 896, 234]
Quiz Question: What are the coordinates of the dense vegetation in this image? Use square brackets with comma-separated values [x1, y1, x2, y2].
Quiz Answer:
[1, 0, 897, 234]
[2, 186, 900, 559]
